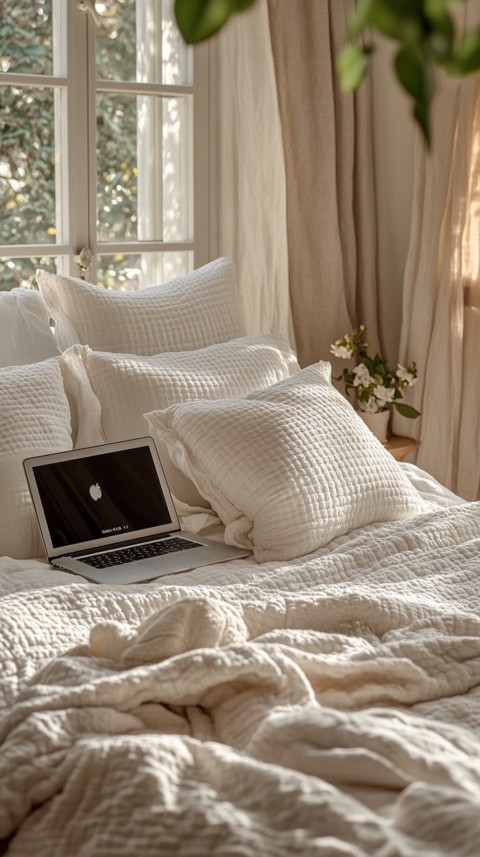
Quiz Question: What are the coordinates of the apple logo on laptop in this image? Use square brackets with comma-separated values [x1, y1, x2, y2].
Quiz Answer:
[89, 483, 102, 501]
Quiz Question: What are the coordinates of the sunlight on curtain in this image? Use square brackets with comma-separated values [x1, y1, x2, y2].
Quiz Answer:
[208, 0, 293, 340]
[395, 58, 480, 500]
[456, 118, 480, 499]
[461, 122, 480, 304]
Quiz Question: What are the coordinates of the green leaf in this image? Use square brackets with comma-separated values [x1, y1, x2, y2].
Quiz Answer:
[369, 0, 420, 41]
[393, 402, 421, 418]
[362, 355, 376, 375]
[384, 0, 419, 12]
[414, 98, 432, 147]
[423, 0, 453, 33]
[395, 45, 426, 99]
[424, 0, 455, 61]
[174, 0, 257, 44]
[337, 45, 370, 92]
[446, 27, 480, 75]
[347, 0, 376, 40]
[395, 46, 435, 146]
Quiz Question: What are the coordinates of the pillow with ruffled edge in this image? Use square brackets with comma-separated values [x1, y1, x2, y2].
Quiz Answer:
[0, 288, 59, 368]
[61, 333, 299, 507]
[0, 358, 73, 559]
[145, 362, 431, 562]
[37, 257, 245, 354]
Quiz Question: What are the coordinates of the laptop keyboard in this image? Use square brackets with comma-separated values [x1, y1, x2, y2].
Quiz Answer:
[81, 536, 200, 569]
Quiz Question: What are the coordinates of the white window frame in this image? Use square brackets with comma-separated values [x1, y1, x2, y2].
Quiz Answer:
[0, 0, 209, 284]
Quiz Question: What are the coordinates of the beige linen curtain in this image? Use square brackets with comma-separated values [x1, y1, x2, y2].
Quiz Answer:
[267, 0, 380, 367]
[208, 0, 293, 340]
[395, 69, 480, 500]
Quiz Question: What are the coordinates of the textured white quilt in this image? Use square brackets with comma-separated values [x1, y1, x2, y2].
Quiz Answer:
[1, 503, 480, 856]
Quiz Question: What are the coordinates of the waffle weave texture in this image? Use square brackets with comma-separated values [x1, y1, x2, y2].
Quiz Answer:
[0, 359, 72, 559]
[146, 362, 430, 561]
[37, 258, 245, 354]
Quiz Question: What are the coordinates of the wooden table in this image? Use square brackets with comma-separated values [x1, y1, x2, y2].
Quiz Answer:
[384, 435, 419, 461]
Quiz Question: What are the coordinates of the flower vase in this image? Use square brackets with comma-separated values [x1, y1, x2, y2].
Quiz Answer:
[358, 409, 390, 444]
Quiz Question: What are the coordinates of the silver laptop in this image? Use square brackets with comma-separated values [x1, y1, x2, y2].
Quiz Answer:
[23, 437, 251, 584]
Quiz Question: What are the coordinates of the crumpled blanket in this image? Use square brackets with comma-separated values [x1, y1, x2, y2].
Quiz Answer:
[1, 503, 480, 855]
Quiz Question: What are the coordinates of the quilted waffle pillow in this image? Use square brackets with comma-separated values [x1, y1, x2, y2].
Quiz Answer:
[61, 334, 299, 506]
[37, 257, 245, 354]
[0, 359, 73, 559]
[145, 362, 430, 562]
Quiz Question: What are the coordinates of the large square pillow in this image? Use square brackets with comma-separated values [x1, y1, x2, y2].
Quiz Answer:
[61, 334, 299, 506]
[0, 359, 73, 559]
[0, 288, 59, 367]
[145, 362, 430, 562]
[37, 257, 245, 353]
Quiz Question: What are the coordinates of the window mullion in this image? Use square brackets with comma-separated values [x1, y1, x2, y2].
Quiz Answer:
[61, 0, 96, 279]
[193, 42, 210, 268]
[86, 8, 99, 282]
[136, 0, 163, 283]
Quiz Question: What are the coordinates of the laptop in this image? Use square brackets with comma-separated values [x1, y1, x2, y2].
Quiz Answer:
[23, 437, 251, 584]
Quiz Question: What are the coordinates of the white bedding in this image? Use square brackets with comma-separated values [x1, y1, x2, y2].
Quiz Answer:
[1, 500, 480, 856]
[0, 278, 477, 854]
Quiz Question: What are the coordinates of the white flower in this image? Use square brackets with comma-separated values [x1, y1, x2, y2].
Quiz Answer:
[330, 343, 352, 359]
[352, 363, 374, 387]
[331, 325, 420, 421]
[358, 397, 380, 414]
[374, 384, 395, 405]
[396, 364, 417, 386]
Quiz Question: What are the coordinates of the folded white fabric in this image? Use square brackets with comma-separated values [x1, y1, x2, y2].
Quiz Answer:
[146, 362, 431, 561]
[0, 359, 73, 559]
[0, 288, 59, 367]
[37, 257, 245, 353]
[64, 334, 299, 506]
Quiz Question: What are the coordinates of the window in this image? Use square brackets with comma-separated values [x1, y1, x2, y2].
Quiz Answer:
[0, 0, 209, 291]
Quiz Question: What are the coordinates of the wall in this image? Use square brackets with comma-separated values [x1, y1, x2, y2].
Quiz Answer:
[370, 38, 416, 365]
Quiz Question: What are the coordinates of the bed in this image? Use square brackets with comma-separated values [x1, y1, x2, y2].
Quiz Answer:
[1, 261, 479, 857]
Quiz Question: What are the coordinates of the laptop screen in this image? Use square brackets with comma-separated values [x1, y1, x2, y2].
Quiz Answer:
[30, 444, 176, 551]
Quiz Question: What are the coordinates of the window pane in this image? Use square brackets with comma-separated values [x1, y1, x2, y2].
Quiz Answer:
[96, 93, 137, 241]
[95, 0, 190, 85]
[95, 0, 136, 83]
[97, 251, 192, 290]
[97, 93, 191, 242]
[0, 255, 59, 291]
[0, 0, 53, 75]
[0, 86, 56, 245]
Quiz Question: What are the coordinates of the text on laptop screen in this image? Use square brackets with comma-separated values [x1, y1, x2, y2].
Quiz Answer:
[32, 446, 174, 549]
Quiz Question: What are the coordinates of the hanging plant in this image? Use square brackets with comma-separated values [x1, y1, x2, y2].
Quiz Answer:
[174, 0, 480, 146]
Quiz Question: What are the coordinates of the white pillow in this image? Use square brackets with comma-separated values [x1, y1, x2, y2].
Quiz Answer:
[145, 362, 430, 562]
[0, 359, 73, 559]
[63, 334, 299, 506]
[37, 258, 245, 354]
[0, 288, 59, 367]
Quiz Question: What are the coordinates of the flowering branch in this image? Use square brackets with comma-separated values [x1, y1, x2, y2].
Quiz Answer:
[330, 325, 421, 419]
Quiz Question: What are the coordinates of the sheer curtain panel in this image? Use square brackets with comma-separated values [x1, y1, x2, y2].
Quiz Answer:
[208, 0, 293, 340]
[395, 55, 480, 500]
